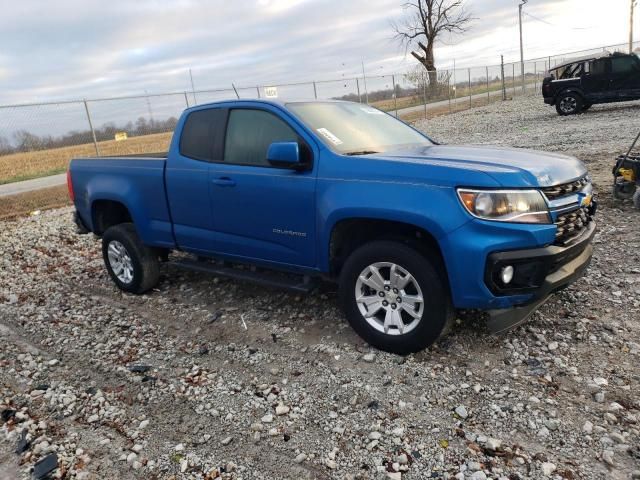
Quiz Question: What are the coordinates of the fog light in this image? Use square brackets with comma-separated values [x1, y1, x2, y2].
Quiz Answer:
[500, 265, 514, 284]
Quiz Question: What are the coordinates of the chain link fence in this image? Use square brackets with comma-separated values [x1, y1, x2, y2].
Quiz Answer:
[0, 41, 638, 184]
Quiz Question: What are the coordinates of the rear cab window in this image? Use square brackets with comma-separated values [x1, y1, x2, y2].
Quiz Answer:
[180, 108, 227, 162]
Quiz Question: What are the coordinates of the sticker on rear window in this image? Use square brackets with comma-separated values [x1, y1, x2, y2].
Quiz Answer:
[360, 106, 384, 115]
[317, 128, 343, 145]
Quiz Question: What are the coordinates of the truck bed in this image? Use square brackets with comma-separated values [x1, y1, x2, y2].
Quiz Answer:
[70, 155, 175, 248]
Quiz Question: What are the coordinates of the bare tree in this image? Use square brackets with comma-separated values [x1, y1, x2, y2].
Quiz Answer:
[393, 1, 473, 91]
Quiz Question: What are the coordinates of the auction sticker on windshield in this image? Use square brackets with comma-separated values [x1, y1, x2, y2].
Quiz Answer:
[317, 128, 343, 145]
[360, 106, 384, 115]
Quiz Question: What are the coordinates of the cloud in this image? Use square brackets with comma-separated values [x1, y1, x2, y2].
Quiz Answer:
[0, 0, 631, 108]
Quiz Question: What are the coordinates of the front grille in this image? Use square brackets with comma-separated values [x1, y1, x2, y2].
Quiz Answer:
[554, 207, 591, 246]
[542, 176, 589, 200]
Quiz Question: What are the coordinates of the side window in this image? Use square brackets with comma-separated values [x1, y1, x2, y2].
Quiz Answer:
[180, 108, 227, 162]
[224, 109, 298, 166]
[611, 56, 640, 74]
[590, 59, 607, 76]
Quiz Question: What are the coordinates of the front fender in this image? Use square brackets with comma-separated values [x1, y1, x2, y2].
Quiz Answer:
[316, 179, 470, 271]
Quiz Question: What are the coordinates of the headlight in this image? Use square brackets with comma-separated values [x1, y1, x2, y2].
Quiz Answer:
[457, 189, 551, 224]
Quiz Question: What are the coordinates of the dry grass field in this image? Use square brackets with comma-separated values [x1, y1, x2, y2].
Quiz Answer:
[0, 184, 70, 220]
[0, 131, 173, 185]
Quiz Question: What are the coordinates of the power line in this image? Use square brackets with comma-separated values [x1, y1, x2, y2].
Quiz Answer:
[523, 11, 594, 30]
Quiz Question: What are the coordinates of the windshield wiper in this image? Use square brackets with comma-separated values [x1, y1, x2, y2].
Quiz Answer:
[344, 150, 380, 156]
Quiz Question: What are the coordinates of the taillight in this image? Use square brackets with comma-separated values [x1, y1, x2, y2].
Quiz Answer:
[67, 169, 75, 202]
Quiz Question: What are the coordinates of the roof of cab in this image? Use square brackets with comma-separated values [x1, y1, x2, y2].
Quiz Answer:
[550, 51, 631, 71]
[184, 98, 351, 112]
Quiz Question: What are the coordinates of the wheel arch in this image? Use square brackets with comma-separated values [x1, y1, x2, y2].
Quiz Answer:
[91, 199, 134, 236]
[327, 217, 451, 293]
[556, 87, 585, 101]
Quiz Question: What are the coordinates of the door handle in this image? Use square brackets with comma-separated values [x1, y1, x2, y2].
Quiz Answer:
[212, 177, 236, 187]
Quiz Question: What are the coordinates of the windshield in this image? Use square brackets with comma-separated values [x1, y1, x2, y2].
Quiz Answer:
[286, 102, 432, 155]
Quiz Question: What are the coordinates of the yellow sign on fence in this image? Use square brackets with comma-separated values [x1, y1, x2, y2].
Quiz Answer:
[114, 132, 128, 141]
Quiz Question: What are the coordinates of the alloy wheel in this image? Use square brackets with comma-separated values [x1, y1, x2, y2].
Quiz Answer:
[354, 262, 424, 336]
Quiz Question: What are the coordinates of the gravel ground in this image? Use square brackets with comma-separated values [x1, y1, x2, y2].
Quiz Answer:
[1, 95, 640, 480]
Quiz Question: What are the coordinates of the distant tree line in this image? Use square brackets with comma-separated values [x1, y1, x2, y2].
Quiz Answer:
[0, 116, 178, 156]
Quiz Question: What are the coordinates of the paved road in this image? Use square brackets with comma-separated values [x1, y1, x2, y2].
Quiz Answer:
[0, 173, 66, 198]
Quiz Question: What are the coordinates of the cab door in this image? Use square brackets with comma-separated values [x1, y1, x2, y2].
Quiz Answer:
[165, 107, 226, 253]
[582, 58, 610, 102]
[609, 55, 640, 99]
[208, 105, 318, 269]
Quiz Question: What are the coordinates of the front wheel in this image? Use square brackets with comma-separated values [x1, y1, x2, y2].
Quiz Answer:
[338, 241, 453, 355]
[102, 223, 160, 294]
[555, 93, 583, 116]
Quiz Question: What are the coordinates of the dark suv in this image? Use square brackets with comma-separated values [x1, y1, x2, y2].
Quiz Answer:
[542, 51, 640, 115]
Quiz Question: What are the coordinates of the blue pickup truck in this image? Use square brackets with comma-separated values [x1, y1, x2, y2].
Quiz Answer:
[68, 100, 596, 354]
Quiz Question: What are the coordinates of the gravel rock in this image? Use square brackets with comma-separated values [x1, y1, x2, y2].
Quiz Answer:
[454, 405, 468, 419]
[362, 353, 376, 363]
[541, 462, 557, 476]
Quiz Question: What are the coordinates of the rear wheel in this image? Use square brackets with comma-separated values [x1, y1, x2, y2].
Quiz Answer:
[338, 241, 453, 355]
[102, 223, 160, 294]
[556, 93, 583, 115]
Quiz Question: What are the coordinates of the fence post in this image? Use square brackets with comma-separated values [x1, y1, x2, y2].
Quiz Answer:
[392, 74, 398, 117]
[183, 91, 190, 108]
[256, 86, 261, 98]
[500, 55, 506, 101]
[534, 61, 537, 91]
[486, 66, 490, 104]
[512, 63, 516, 97]
[468, 68, 472, 108]
[83, 99, 100, 157]
[356, 78, 361, 103]
[313, 81, 318, 100]
[422, 72, 427, 120]
[453, 67, 457, 107]
[448, 74, 452, 113]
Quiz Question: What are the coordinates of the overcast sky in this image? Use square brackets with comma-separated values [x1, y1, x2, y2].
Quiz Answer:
[0, 0, 635, 105]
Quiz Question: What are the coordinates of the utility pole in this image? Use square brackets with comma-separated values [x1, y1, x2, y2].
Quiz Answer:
[361, 60, 369, 104]
[500, 55, 506, 101]
[189, 68, 197, 105]
[144, 90, 154, 126]
[631, 0, 637, 53]
[519, 0, 528, 93]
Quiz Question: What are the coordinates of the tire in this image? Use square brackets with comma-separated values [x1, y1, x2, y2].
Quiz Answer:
[338, 241, 453, 355]
[102, 223, 160, 294]
[555, 92, 583, 116]
[633, 189, 640, 210]
[613, 181, 636, 200]
[582, 103, 592, 111]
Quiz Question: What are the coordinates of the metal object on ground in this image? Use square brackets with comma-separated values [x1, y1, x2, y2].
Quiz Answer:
[612, 129, 640, 206]
[33, 453, 58, 480]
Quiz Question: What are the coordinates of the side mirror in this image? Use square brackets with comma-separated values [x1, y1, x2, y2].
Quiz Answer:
[267, 142, 301, 168]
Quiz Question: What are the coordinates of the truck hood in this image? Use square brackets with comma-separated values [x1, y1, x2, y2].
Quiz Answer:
[372, 144, 587, 188]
